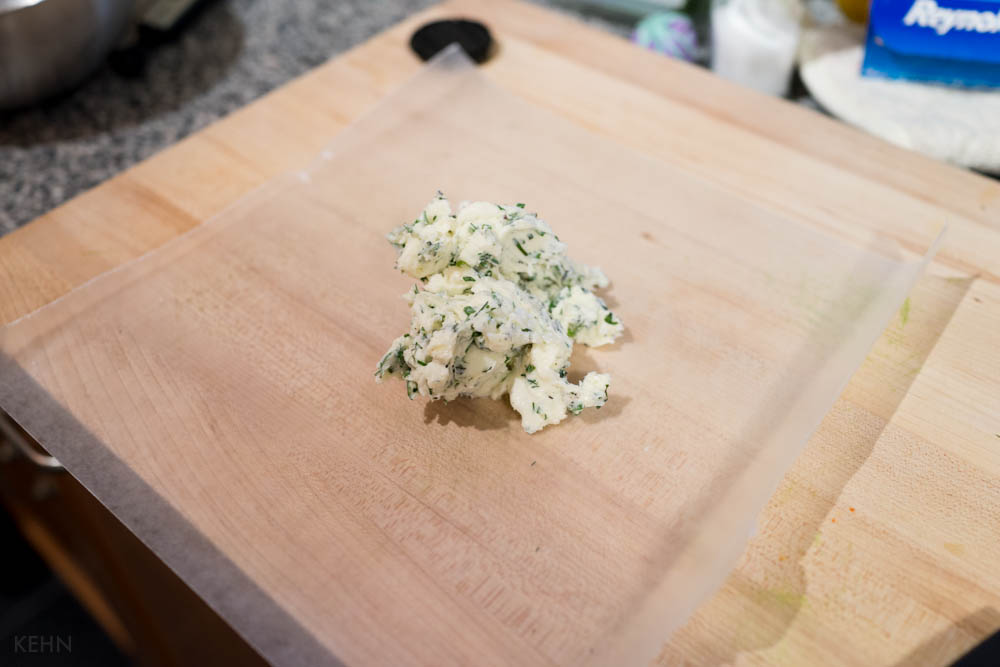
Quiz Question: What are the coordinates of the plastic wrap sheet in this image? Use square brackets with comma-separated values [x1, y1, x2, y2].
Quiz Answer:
[0, 47, 939, 666]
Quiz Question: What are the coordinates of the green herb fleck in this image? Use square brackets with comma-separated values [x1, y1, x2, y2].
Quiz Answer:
[516, 202, 525, 208]
[525, 364, 536, 373]
[463, 276, 476, 282]
[604, 313, 618, 325]
[567, 325, 578, 338]
[514, 239, 529, 256]
[464, 306, 475, 316]
[476, 252, 496, 272]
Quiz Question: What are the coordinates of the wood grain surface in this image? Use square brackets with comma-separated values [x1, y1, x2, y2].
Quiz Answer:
[1, 1, 998, 665]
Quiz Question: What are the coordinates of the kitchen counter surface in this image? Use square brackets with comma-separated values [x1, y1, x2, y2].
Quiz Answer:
[0, 0, 626, 235]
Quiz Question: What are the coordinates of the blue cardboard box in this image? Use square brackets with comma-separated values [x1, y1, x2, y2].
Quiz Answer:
[862, 0, 1000, 88]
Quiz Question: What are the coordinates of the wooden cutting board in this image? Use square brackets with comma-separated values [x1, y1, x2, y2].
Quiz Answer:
[1, 1, 998, 665]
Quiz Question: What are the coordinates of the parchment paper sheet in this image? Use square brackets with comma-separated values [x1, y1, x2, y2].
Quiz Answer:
[0, 48, 939, 666]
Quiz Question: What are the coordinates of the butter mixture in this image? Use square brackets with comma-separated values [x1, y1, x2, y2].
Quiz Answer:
[375, 193, 624, 433]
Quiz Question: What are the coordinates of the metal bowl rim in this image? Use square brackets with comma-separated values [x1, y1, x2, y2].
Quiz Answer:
[0, 0, 48, 15]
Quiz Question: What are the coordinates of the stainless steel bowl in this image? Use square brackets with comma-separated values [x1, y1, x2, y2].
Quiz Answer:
[0, 0, 135, 109]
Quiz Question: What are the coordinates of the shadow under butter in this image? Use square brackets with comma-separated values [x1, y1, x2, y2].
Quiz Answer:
[423, 397, 514, 431]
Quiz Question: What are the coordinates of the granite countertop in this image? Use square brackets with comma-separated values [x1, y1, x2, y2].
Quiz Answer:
[0, 0, 628, 236]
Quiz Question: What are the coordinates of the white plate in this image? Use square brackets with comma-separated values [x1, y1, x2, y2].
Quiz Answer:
[799, 24, 1000, 173]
